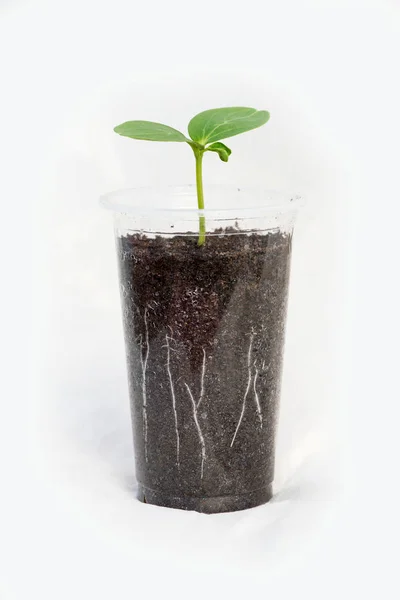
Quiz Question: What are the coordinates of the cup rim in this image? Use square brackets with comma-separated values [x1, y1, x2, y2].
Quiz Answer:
[100, 184, 304, 216]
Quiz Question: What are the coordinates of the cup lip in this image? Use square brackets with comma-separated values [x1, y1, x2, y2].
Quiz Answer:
[100, 184, 304, 216]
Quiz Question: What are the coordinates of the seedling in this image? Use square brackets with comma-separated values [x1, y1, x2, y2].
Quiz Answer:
[114, 107, 270, 245]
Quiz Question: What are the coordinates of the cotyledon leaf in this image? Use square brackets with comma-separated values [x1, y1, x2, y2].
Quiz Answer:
[188, 107, 270, 145]
[114, 120, 188, 142]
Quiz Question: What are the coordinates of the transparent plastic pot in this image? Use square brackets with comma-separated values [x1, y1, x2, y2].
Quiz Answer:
[100, 185, 302, 513]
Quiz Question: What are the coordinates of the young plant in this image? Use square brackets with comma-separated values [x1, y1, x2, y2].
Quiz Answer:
[114, 107, 270, 245]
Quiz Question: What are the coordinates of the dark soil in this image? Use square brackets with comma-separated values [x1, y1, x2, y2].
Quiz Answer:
[117, 229, 292, 513]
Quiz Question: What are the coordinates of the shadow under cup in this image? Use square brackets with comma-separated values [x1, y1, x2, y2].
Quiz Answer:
[100, 185, 301, 513]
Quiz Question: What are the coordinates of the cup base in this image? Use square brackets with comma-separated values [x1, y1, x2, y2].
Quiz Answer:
[137, 484, 273, 514]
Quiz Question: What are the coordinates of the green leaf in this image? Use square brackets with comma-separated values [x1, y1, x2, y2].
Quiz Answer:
[206, 142, 232, 162]
[188, 107, 270, 144]
[114, 120, 187, 142]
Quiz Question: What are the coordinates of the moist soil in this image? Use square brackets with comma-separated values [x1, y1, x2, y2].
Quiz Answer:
[117, 229, 292, 513]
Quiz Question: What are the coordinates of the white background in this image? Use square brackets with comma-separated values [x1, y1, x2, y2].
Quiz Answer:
[1, 0, 400, 598]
